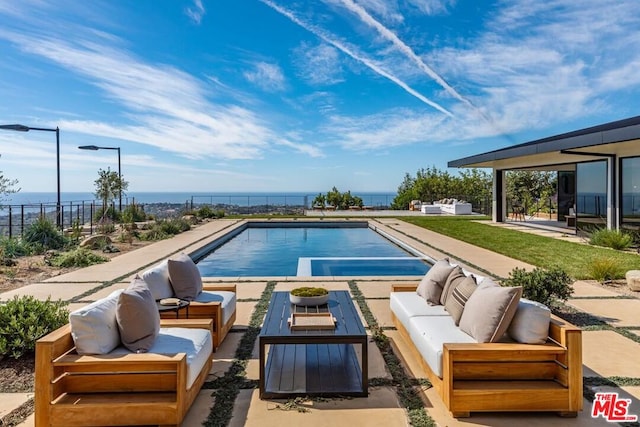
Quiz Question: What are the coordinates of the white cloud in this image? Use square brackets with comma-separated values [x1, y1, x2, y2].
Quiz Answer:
[275, 138, 324, 158]
[597, 59, 640, 92]
[294, 42, 345, 85]
[0, 29, 324, 160]
[404, 0, 456, 16]
[243, 62, 286, 92]
[185, 0, 206, 24]
[340, 0, 403, 24]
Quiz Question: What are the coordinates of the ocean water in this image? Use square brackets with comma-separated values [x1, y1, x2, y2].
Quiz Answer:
[3, 191, 397, 208]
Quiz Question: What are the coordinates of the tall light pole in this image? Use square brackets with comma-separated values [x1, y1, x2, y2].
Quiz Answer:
[0, 124, 62, 228]
[78, 145, 122, 211]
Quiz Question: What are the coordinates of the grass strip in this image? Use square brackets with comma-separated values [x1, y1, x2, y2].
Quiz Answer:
[0, 397, 34, 427]
[347, 280, 436, 427]
[400, 216, 640, 280]
[203, 281, 277, 427]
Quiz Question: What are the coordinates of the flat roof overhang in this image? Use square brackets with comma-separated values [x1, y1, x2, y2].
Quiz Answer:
[448, 115, 640, 170]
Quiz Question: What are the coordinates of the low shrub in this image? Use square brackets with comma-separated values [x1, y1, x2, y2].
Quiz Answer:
[197, 205, 215, 219]
[121, 204, 146, 223]
[22, 217, 66, 251]
[503, 266, 574, 307]
[0, 296, 69, 359]
[0, 236, 32, 258]
[589, 228, 633, 250]
[587, 257, 624, 282]
[157, 218, 191, 235]
[94, 206, 121, 223]
[118, 229, 138, 244]
[68, 220, 83, 244]
[157, 219, 181, 235]
[97, 221, 116, 234]
[49, 247, 109, 268]
[139, 228, 169, 241]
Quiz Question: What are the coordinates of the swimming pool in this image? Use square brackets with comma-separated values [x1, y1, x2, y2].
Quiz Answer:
[195, 221, 430, 277]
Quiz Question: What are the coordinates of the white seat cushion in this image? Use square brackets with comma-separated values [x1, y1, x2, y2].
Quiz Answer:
[194, 290, 237, 325]
[408, 315, 476, 378]
[390, 292, 448, 331]
[69, 289, 123, 355]
[111, 327, 212, 389]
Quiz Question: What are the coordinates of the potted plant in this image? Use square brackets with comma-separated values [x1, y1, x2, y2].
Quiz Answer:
[289, 287, 329, 306]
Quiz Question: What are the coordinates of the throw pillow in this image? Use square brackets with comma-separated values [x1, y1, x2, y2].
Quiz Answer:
[459, 281, 523, 343]
[116, 278, 160, 353]
[141, 260, 174, 300]
[444, 275, 477, 325]
[167, 253, 203, 301]
[69, 289, 123, 355]
[416, 258, 456, 305]
[439, 265, 466, 305]
[508, 298, 551, 344]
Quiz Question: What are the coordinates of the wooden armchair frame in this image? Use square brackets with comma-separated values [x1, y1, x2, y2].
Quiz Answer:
[160, 284, 236, 350]
[35, 319, 213, 427]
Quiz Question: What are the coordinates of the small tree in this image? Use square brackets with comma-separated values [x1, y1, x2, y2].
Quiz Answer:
[0, 160, 20, 207]
[94, 168, 128, 222]
[312, 193, 326, 208]
[320, 187, 363, 210]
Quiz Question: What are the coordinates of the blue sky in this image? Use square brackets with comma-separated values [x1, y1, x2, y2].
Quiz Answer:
[1, 0, 639, 195]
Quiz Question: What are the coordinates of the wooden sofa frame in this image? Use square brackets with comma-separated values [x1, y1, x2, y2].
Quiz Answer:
[392, 284, 583, 417]
[35, 319, 213, 427]
[159, 284, 236, 351]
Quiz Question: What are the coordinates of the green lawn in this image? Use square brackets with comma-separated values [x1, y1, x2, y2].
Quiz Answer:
[401, 216, 639, 279]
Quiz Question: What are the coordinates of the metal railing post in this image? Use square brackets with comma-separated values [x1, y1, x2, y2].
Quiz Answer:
[8, 206, 12, 238]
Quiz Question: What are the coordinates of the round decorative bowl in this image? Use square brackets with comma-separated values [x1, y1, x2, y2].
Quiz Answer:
[289, 293, 329, 306]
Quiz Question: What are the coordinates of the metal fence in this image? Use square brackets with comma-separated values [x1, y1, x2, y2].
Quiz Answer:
[1, 192, 497, 238]
[0, 200, 112, 238]
[188, 194, 396, 215]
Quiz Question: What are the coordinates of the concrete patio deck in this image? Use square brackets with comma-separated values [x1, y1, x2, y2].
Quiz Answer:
[1, 218, 638, 426]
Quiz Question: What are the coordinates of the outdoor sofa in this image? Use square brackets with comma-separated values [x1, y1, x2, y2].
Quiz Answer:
[433, 198, 473, 215]
[139, 253, 237, 351]
[35, 281, 214, 427]
[390, 258, 582, 417]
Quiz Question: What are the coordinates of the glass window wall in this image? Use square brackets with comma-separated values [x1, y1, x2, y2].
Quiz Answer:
[621, 156, 640, 230]
[576, 160, 607, 230]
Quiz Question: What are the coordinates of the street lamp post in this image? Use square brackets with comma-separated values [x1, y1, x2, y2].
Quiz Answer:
[0, 124, 62, 228]
[78, 145, 122, 211]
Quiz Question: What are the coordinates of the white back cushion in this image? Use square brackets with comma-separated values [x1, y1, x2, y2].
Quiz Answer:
[141, 260, 174, 300]
[69, 289, 123, 355]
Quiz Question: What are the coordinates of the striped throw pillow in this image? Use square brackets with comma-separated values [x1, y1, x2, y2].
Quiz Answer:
[444, 275, 477, 325]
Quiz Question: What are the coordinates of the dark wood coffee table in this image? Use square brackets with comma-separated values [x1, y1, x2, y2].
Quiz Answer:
[259, 291, 368, 399]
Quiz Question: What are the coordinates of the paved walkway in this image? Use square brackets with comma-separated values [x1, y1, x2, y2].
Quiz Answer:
[1, 218, 639, 426]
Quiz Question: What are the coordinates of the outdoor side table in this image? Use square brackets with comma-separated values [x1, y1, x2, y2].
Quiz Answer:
[156, 299, 190, 318]
[259, 291, 368, 399]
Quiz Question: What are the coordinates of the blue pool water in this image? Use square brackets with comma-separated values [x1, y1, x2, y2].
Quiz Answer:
[300, 257, 429, 276]
[196, 224, 430, 277]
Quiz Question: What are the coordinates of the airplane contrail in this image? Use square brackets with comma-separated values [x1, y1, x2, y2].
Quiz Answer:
[260, 0, 454, 117]
[337, 0, 495, 124]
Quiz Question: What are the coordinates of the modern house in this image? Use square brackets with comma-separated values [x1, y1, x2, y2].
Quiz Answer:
[448, 115, 640, 231]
